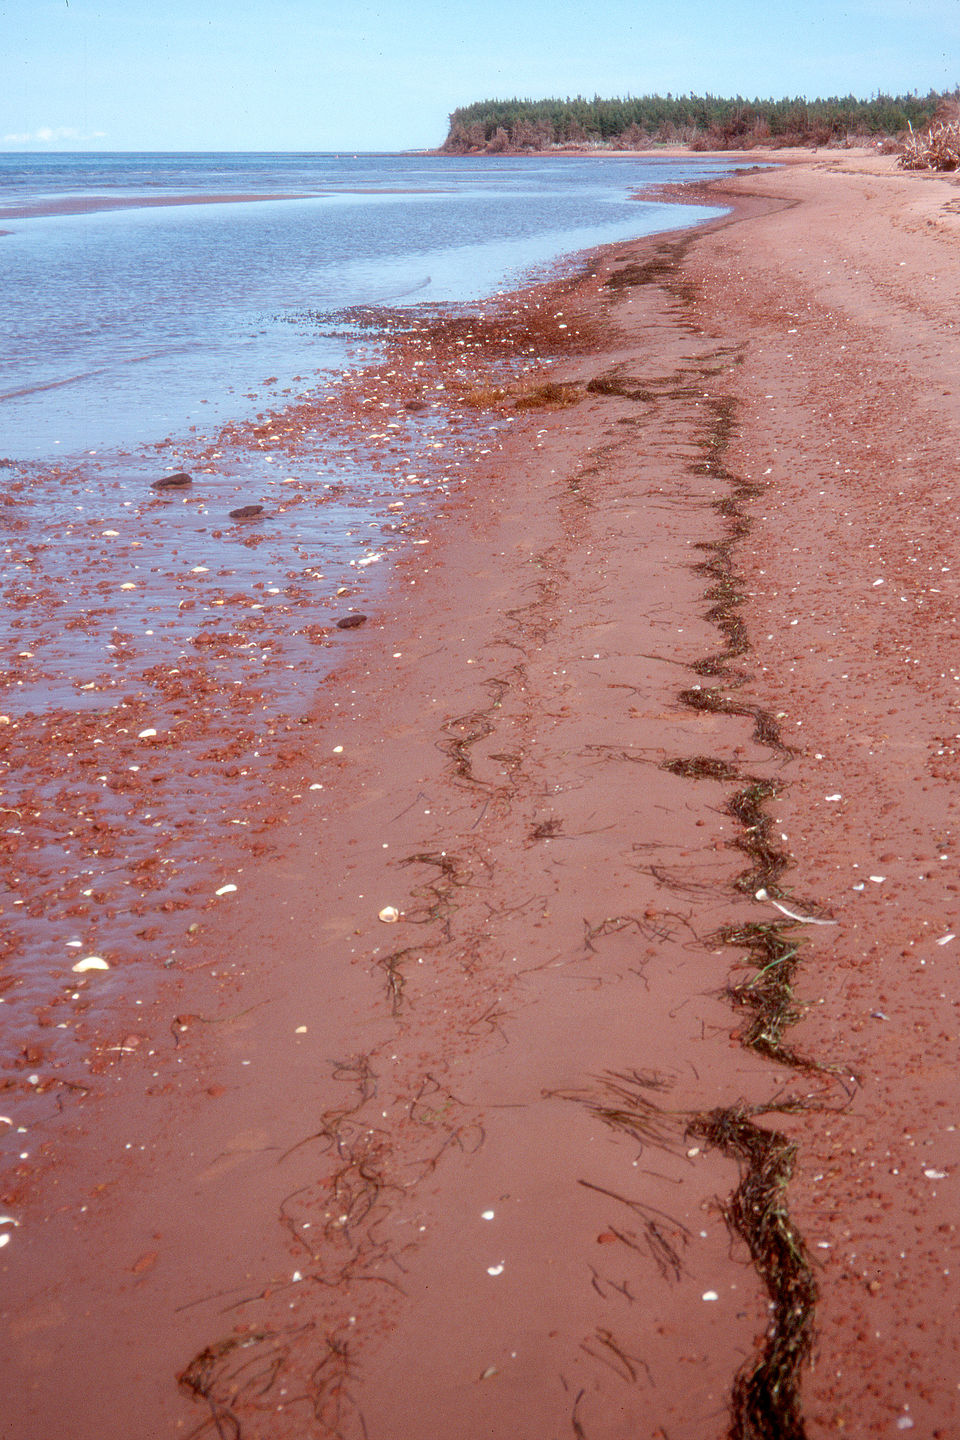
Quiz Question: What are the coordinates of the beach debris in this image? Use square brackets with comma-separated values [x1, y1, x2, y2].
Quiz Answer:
[755, 888, 837, 925]
[481, 1209, 495, 1220]
[378, 906, 400, 923]
[137, 728, 158, 739]
[215, 883, 238, 897]
[702, 1290, 719, 1301]
[486, 1263, 505, 1276]
[229, 504, 264, 520]
[924, 1168, 948, 1180]
[825, 793, 842, 802]
[936, 933, 956, 946]
[72, 955, 110, 973]
[336, 614, 367, 629]
[151, 472, 193, 490]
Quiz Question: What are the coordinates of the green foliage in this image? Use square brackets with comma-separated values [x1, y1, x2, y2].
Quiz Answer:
[441, 89, 958, 152]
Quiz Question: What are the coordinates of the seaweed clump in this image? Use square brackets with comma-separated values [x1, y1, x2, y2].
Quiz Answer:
[688, 1108, 817, 1440]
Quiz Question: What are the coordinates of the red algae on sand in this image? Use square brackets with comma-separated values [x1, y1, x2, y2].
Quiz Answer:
[2, 153, 960, 1440]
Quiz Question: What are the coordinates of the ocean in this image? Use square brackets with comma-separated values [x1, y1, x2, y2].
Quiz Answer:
[0, 151, 738, 460]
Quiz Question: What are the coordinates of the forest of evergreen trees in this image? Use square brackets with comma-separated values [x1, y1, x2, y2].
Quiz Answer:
[441, 91, 955, 153]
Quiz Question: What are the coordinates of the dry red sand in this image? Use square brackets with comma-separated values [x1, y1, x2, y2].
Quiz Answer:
[2, 153, 960, 1439]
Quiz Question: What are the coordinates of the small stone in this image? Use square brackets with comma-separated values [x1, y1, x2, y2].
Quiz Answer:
[151, 472, 193, 490]
[336, 614, 367, 629]
[229, 504, 264, 520]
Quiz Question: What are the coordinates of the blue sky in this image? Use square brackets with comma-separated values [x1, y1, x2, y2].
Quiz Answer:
[1, 0, 956, 151]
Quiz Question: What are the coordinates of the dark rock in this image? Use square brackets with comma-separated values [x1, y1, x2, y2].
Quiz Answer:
[151, 472, 193, 490]
[335, 614, 368, 630]
[404, 400, 428, 412]
[229, 504, 264, 520]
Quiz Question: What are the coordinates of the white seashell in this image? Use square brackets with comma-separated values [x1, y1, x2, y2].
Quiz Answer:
[215, 884, 238, 896]
[72, 956, 110, 973]
[378, 906, 400, 923]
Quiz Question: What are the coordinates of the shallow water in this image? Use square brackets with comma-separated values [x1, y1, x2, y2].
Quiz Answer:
[0, 152, 739, 460]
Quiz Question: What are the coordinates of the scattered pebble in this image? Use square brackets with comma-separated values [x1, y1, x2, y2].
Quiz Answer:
[151, 472, 193, 490]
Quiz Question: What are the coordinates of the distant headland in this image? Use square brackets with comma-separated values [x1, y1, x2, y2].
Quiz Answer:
[439, 89, 960, 163]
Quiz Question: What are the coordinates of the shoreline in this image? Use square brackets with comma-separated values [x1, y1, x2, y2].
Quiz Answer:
[3, 154, 960, 1437]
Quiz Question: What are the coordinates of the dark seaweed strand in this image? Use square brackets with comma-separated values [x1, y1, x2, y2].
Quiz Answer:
[673, 375, 819, 1440]
[688, 1108, 816, 1440]
[604, 237, 821, 1440]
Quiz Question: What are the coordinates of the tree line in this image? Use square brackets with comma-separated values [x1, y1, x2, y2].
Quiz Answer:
[441, 91, 956, 153]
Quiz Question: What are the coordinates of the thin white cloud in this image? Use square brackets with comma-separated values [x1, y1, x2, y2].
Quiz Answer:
[3, 126, 106, 145]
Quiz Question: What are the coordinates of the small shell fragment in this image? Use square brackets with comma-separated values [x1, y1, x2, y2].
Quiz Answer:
[138, 728, 158, 739]
[72, 956, 110, 973]
[702, 1290, 719, 1302]
[215, 884, 238, 897]
[486, 1263, 505, 1276]
[378, 906, 400, 924]
[924, 1168, 948, 1180]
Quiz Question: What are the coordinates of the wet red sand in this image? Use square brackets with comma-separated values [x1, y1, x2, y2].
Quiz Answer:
[2, 153, 960, 1438]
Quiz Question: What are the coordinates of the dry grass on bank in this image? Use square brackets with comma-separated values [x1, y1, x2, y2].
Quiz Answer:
[899, 103, 960, 170]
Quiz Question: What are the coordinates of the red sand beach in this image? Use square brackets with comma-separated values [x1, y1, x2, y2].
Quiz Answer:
[2, 152, 960, 1438]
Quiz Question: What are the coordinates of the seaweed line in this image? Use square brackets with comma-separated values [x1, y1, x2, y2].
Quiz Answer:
[657, 325, 825, 1438]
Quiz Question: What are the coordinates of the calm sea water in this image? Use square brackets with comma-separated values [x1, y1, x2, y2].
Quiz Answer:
[0, 152, 743, 460]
